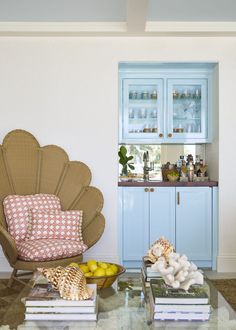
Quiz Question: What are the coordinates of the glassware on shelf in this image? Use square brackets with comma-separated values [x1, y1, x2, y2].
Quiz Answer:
[139, 108, 147, 119]
[151, 90, 157, 100]
[142, 91, 149, 99]
[129, 108, 134, 119]
[129, 90, 137, 100]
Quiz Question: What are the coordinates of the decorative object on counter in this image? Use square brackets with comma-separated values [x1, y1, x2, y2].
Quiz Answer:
[118, 145, 135, 177]
[144, 237, 174, 264]
[38, 266, 93, 301]
[198, 164, 208, 177]
[186, 154, 194, 166]
[150, 252, 204, 291]
[162, 162, 179, 181]
[143, 151, 154, 181]
[167, 171, 179, 182]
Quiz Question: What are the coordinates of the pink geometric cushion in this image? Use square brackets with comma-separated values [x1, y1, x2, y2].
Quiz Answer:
[16, 239, 88, 261]
[3, 194, 61, 242]
[27, 209, 83, 243]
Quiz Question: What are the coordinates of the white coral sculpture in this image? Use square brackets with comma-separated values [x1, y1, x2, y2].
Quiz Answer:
[150, 252, 204, 291]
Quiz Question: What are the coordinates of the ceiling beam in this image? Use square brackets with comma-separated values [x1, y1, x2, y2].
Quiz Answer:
[127, 0, 149, 33]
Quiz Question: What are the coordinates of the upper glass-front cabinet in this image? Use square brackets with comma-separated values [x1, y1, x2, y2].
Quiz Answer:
[119, 63, 215, 144]
[122, 79, 163, 142]
[167, 79, 208, 141]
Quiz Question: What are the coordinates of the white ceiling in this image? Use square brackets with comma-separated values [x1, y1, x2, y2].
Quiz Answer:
[0, 0, 236, 36]
[0, 0, 236, 22]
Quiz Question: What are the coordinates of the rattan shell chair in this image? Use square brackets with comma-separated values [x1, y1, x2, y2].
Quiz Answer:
[0, 130, 105, 286]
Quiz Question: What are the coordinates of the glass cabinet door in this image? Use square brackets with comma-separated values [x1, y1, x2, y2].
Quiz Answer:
[122, 79, 163, 142]
[167, 79, 208, 141]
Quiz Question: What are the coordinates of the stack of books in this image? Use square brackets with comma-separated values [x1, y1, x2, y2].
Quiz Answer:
[141, 257, 160, 287]
[23, 283, 97, 321]
[150, 278, 211, 321]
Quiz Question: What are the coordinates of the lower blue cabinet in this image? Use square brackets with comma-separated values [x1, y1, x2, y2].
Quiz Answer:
[176, 187, 212, 268]
[119, 187, 175, 268]
[119, 186, 216, 269]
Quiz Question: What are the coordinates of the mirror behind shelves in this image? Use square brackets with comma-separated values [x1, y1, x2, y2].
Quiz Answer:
[118, 144, 206, 181]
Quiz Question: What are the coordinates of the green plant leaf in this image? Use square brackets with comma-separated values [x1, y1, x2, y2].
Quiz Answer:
[128, 164, 135, 170]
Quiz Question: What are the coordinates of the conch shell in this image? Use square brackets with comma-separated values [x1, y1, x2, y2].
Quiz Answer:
[144, 236, 174, 263]
[38, 266, 93, 301]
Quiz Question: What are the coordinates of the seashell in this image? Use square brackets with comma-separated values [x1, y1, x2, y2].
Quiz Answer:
[38, 266, 93, 300]
[144, 236, 174, 263]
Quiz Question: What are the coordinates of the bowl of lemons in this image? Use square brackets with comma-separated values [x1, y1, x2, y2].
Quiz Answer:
[70, 260, 125, 289]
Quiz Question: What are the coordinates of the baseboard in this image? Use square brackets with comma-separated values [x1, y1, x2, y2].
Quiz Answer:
[0, 255, 12, 272]
[217, 255, 236, 272]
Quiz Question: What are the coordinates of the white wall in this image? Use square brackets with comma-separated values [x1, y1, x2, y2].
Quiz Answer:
[0, 36, 236, 273]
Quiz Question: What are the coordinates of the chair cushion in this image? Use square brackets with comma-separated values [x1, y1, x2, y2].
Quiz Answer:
[16, 239, 88, 261]
[3, 194, 61, 242]
[27, 209, 83, 243]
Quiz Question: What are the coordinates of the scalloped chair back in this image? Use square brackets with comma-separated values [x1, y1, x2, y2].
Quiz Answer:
[0, 130, 105, 286]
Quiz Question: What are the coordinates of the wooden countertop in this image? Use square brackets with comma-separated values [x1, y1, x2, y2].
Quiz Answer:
[118, 180, 218, 187]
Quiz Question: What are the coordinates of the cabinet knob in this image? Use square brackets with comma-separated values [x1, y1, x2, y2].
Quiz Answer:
[150, 188, 154, 192]
[159, 133, 163, 138]
[168, 133, 173, 138]
[144, 188, 149, 192]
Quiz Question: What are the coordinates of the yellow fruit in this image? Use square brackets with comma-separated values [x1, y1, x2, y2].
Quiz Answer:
[87, 260, 97, 267]
[97, 261, 103, 267]
[105, 268, 115, 276]
[69, 262, 79, 268]
[89, 264, 98, 272]
[110, 264, 118, 274]
[84, 272, 93, 278]
[93, 267, 106, 277]
[100, 262, 108, 270]
[78, 264, 89, 273]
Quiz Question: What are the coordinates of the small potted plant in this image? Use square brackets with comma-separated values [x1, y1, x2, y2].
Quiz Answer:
[118, 146, 135, 178]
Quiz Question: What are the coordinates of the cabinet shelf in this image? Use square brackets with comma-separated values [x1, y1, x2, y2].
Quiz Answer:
[173, 117, 201, 121]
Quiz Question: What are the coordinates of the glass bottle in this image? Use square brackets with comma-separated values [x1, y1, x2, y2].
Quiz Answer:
[188, 161, 194, 182]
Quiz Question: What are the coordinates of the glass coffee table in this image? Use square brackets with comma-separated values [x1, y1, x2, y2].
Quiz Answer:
[18, 275, 236, 329]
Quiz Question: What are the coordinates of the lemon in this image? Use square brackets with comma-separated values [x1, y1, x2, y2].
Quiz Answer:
[100, 262, 109, 270]
[105, 268, 115, 276]
[93, 268, 106, 277]
[87, 260, 97, 267]
[97, 261, 103, 267]
[69, 262, 79, 268]
[79, 264, 89, 273]
[84, 272, 93, 277]
[89, 264, 98, 272]
[110, 264, 118, 274]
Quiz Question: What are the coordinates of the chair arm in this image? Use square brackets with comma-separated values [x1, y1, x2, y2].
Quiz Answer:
[0, 225, 18, 266]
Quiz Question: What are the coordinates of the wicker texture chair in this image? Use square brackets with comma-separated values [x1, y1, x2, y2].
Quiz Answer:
[0, 130, 105, 286]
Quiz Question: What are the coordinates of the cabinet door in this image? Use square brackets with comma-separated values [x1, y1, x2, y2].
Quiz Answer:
[176, 187, 212, 264]
[167, 79, 208, 142]
[122, 187, 149, 267]
[120, 78, 164, 143]
[149, 187, 176, 247]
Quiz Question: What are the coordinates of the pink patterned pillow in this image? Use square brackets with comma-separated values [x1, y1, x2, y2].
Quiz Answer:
[3, 194, 61, 242]
[27, 209, 83, 243]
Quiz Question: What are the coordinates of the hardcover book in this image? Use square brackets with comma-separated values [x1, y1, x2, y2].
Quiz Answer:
[150, 279, 209, 305]
[24, 283, 97, 307]
[153, 312, 210, 321]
